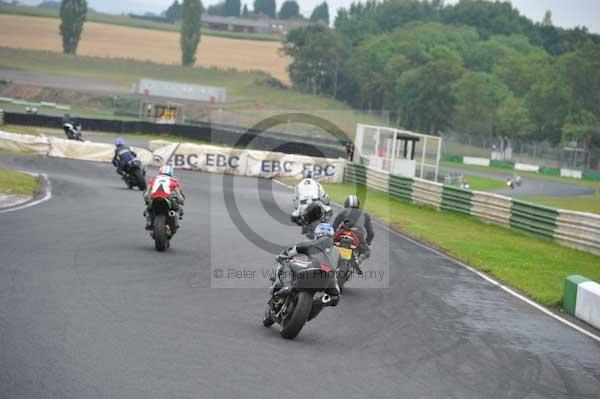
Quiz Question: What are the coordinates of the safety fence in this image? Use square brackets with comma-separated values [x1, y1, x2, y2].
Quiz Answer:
[2, 112, 347, 159]
[0, 130, 346, 182]
[344, 163, 600, 256]
[444, 155, 600, 182]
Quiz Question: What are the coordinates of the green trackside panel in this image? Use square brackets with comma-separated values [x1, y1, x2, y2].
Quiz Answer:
[583, 171, 600, 182]
[388, 174, 413, 202]
[539, 166, 560, 176]
[510, 199, 558, 240]
[490, 160, 515, 170]
[441, 185, 472, 215]
[564, 275, 591, 315]
[344, 163, 367, 186]
[441, 155, 463, 164]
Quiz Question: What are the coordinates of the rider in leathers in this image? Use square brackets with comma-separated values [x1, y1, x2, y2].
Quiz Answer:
[332, 195, 374, 274]
[272, 223, 341, 306]
[112, 138, 138, 177]
[291, 170, 332, 226]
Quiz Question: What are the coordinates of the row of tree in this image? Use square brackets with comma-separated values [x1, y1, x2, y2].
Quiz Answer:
[198, 0, 328, 23]
[59, 0, 203, 67]
[283, 0, 600, 150]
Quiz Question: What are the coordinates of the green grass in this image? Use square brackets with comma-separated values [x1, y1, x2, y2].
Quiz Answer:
[522, 193, 600, 215]
[320, 182, 600, 307]
[0, 167, 38, 195]
[0, 4, 281, 42]
[453, 175, 506, 191]
[0, 47, 384, 137]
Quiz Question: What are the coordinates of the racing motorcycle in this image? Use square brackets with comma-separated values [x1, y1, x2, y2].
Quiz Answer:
[333, 225, 361, 292]
[63, 122, 84, 141]
[299, 202, 332, 239]
[147, 198, 180, 252]
[122, 160, 147, 191]
[263, 254, 339, 339]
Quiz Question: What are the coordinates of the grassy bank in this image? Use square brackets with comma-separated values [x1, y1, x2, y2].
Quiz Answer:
[0, 167, 38, 196]
[454, 175, 506, 191]
[0, 47, 382, 137]
[320, 182, 600, 307]
[0, 4, 280, 42]
[522, 193, 600, 215]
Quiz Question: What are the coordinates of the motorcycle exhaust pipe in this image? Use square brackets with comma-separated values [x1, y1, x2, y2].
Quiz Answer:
[321, 294, 331, 304]
[168, 210, 178, 218]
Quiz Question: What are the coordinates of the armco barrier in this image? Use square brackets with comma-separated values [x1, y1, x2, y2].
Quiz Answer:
[342, 162, 600, 256]
[554, 210, 600, 255]
[564, 275, 600, 329]
[388, 174, 413, 202]
[510, 200, 557, 240]
[441, 186, 472, 215]
[470, 191, 512, 227]
[411, 179, 442, 209]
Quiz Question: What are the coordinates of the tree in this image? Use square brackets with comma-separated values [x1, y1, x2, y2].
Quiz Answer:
[278, 0, 299, 20]
[310, 2, 329, 25]
[453, 72, 510, 136]
[59, 0, 87, 54]
[254, 0, 276, 18]
[496, 96, 535, 138]
[207, 2, 226, 16]
[224, 0, 241, 17]
[181, 0, 202, 66]
[164, 0, 182, 23]
[283, 25, 346, 96]
[542, 10, 553, 27]
[242, 4, 249, 17]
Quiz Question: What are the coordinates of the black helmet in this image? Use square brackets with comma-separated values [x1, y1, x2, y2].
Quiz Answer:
[304, 202, 323, 224]
[344, 195, 360, 208]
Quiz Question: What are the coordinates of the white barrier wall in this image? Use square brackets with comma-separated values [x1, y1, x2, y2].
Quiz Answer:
[554, 210, 600, 255]
[463, 157, 491, 167]
[515, 163, 540, 172]
[411, 178, 443, 209]
[148, 140, 346, 182]
[470, 191, 512, 227]
[48, 137, 154, 165]
[575, 281, 600, 329]
[0, 130, 50, 155]
[560, 168, 583, 179]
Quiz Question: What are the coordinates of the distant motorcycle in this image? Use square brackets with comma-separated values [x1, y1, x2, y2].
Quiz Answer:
[333, 226, 361, 292]
[263, 254, 339, 339]
[147, 197, 180, 252]
[122, 160, 147, 191]
[63, 122, 84, 141]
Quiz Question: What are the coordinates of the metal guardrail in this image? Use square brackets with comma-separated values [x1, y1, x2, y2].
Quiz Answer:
[343, 163, 600, 256]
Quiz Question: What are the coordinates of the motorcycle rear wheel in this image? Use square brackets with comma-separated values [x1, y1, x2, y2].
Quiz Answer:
[153, 214, 169, 252]
[135, 169, 147, 191]
[280, 291, 312, 339]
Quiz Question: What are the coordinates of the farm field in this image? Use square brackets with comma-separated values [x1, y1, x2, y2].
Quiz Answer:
[0, 14, 290, 83]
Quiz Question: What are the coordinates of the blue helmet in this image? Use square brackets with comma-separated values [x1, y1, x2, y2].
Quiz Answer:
[158, 165, 173, 177]
[115, 138, 125, 147]
[314, 223, 334, 239]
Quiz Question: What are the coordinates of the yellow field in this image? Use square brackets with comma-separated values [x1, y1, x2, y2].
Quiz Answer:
[0, 14, 290, 83]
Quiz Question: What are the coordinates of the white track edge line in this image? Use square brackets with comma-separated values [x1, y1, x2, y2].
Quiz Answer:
[271, 179, 600, 343]
[0, 173, 52, 214]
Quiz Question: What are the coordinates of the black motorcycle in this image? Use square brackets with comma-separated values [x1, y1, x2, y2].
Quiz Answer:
[263, 255, 339, 339]
[148, 198, 180, 252]
[122, 160, 147, 191]
[63, 122, 84, 141]
[299, 202, 331, 239]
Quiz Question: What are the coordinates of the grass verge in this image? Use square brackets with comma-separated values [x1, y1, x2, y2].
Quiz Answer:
[522, 193, 600, 215]
[320, 182, 600, 308]
[453, 175, 506, 191]
[0, 167, 38, 196]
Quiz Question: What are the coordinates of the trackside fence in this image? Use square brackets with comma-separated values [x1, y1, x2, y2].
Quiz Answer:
[343, 163, 600, 256]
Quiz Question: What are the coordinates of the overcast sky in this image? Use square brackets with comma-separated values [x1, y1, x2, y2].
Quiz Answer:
[20, 0, 600, 33]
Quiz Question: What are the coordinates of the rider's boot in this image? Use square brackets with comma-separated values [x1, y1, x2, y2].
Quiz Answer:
[144, 210, 152, 231]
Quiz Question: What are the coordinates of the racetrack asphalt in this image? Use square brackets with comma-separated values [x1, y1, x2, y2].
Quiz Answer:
[442, 166, 595, 198]
[1, 152, 599, 399]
